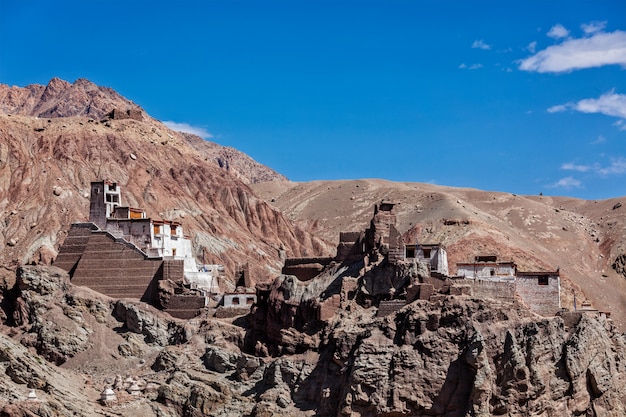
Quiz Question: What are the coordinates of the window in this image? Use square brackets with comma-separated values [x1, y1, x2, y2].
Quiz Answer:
[490, 269, 495, 276]
[422, 249, 431, 258]
[154, 224, 161, 235]
[247, 297, 255, 305]
[405, 245, 416, 258]
[172, 248, 176, 257]
[232, 297, 240, 305]
[538, 276, 549, 285]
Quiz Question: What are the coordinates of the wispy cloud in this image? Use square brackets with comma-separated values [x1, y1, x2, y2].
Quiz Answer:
[597, 157, 626, 175]
[560, 157, 626, 177]
[551, 156, 626, 190]
[162, 121, 213, 139]
[472, 40, 491, 50]
[547, 91, 626, 127]
[459, 63, 483, 70]
[527, 41, 537, 53]
[547, 104, 568, 113]
[561, 163, 593, 172]
[518, 30, 626, 73]
[591, 135, 606, 144]
[613, 120, 626, 131]
[547, 24, 570, 39]
[582, 21, 607, 35]
[548, 176, 582, 189]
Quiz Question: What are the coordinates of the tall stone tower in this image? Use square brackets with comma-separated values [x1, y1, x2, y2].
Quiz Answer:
[89, 181, 121, 229]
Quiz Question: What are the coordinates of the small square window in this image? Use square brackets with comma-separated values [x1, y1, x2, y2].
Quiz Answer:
[538, 276, 549, 285]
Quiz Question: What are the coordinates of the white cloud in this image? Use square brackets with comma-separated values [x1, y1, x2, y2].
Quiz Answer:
[598, 157, 626, 175]
[549, 176, 582, 189]
[547, 104, 568, 113]
[591, 135, 606, 144]
[559, 157, 626, 178]
[472, 40, 491, 50]
[574, 91, 626, 119]
[547, 24, 570, 39]
[613, 120, 626, 131]
[582, 21, 607, 35]
[518, 30, 626, 73]
[561, 163, 592, 172]
[459, 63, 483, 70]
[527, 41, 537, 53]
[547, 91, 626, 128]
[162, 121, 213, 139]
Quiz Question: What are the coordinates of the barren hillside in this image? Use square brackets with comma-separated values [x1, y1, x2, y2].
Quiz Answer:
[252, 179, 626, 330]
[0, 79, 333, 288]
[0, 78, 286, 185]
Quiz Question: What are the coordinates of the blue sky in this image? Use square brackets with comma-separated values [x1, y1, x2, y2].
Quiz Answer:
[1, 1, 625, 200]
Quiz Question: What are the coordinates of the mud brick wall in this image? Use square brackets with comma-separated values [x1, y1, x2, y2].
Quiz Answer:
[336, 233, 365, 263]
[406, 283, 435, 303]
[377, 300, 406, 317]
[468, 279, 516, 302]
[162, 260, 184, 281]
[70, 231, 163, 300]
[515, 275, 560, 316]
[164, 294, 205, 319]
[284, 257, 334, 267]
[282, 257, 334, 281]
[318, 294, 341, 321]
[54, 223, 99, 273]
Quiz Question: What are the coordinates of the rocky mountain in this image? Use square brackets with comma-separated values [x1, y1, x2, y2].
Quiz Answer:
[1, 78, 626, 416]
[0, 79, 332, 288]
[0, 78, 286, 184]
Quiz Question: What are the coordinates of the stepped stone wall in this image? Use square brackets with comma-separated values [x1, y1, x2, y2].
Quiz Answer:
[53, 223, 99, 273]
[69, 232, 163, 301]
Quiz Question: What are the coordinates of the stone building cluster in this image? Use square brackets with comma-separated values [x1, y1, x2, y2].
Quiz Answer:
[284, 201, 562, 319]
[55, 181, 226, 318]
[56, 187, 563, 321]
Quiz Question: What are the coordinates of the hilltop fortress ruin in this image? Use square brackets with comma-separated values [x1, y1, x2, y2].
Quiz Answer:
[55, 184, 576, 323]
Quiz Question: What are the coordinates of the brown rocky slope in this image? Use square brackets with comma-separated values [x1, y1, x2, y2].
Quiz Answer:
[0, 78, 286, 184]
[2, 260, 625, 416]
[0, 79, 333, 287]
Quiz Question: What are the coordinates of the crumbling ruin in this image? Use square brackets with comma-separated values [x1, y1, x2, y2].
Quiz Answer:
[255, 200, 567, 346]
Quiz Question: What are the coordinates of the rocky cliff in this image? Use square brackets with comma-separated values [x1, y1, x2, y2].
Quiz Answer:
[1, 263, 625, 417]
